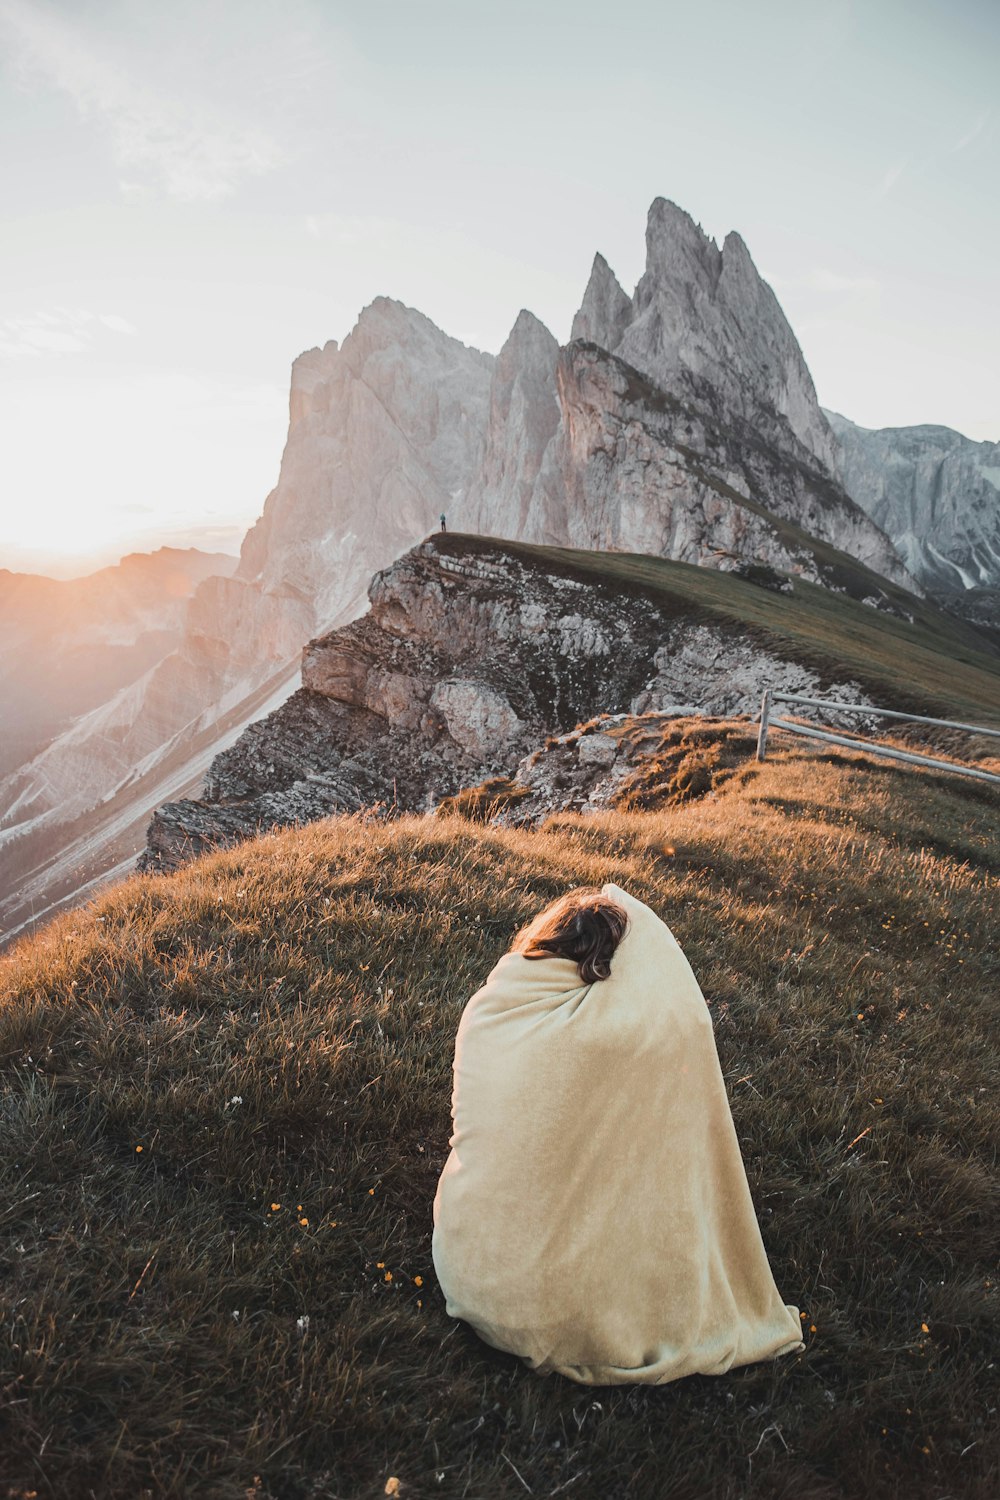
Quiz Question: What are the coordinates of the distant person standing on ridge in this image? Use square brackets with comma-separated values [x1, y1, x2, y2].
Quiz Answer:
[440, 513, 447, 533]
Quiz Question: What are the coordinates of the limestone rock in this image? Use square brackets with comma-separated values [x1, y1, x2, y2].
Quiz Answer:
[467, 309, 561, 537]
[824, 408, 1000, 590]
[570, 253, 632, 348]
[430, 680, 524, 760]
[614, 199, 841, 477]
[139, 535, 886, 872]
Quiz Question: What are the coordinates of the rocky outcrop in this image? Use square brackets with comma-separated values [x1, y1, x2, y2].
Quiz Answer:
[505, 714, 762, 825]
[824, 409, 1000, 591]
[140, 535, 879, 872]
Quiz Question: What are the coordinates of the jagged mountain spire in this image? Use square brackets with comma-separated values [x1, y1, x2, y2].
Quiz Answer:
[570, 197, 839, 477]
[570, 253, 632, 350]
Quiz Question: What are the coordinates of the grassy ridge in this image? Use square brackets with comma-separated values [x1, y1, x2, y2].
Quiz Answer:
[1, 744, 998, 1499]
[430, 533, 1000, 728]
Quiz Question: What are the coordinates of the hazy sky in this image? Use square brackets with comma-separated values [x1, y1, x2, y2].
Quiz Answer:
[1, 0, 997, 576]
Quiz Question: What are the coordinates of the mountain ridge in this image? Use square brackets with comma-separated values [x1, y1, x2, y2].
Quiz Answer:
[138, 532, 1000, 875]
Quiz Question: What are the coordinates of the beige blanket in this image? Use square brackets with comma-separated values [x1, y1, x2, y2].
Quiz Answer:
[431, 882, 804, 1385]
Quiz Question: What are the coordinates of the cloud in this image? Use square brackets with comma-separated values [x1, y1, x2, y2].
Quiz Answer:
[98, 313, 137, 336]
[0, 0, 285, 201]
[870, 108, 993, 204]
[948, 106, 992, 154]
[874, 158, 908, 200]
[0, 306, 138, 359]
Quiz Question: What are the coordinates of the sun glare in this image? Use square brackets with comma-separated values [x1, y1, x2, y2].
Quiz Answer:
[0, 371, 283, 576]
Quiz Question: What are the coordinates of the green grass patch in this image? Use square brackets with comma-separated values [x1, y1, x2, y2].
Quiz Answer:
[430, 534, 1000, 730]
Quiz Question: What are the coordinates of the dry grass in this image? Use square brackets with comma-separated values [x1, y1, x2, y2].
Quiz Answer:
[434, 779, 533, 823]
[1, 744, 997, 1499]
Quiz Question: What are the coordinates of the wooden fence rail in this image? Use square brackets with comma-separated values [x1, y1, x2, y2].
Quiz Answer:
[755, 688, 1000, 787]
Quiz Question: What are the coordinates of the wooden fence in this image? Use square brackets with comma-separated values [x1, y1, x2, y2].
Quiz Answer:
[755, 689, 1000, 786]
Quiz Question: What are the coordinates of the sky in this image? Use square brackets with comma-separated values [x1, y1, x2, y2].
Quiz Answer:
[0, 0, 997, 577]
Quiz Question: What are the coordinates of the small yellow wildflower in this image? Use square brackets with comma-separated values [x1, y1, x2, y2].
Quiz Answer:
[135, 1145, 143, 1153]
[414, 1275, 423, 1287]
[384, 1271, 393, 1282]
[377, 1261, 385, 1268]
[921, 1322, 929, 1333]
[385, 1480, 401, 1497]
[299, 1217, 309, 1227]
[329, 1221, 337, 1228]
[271, 1203, 281, 1211]
[810, 1324, 817, 1333]
[368, 1188, 375, 1196]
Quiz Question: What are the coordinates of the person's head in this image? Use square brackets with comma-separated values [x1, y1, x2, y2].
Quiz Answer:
[512, 888, 629, 983]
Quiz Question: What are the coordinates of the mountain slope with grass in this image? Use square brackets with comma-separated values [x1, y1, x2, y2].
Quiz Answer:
[135, 531, 1000, 881]
[1, 740, 997, 1499]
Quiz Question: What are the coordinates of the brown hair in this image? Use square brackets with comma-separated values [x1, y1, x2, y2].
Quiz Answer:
[512, 888, 629, 984]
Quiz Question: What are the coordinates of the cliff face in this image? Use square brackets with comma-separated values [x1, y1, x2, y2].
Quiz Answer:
[140, 536, 876, 872]
[464, 199, 914, 593]
[237, 298, 495, 624]
[591, 199, 840, 475]
[824, 408, 1000, 591]
[467, 337, 912, 592]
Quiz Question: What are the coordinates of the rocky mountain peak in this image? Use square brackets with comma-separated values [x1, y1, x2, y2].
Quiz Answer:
[341, 295, 494, 375]
[504, 307, 559, 357]
[598, 198, 838, 475]
[640, 196, 723, 298]
[570, 252, 632, 348]
[466, 310, 561, 535]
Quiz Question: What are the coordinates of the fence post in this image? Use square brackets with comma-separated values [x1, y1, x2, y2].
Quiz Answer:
[756, 688, 772, 761]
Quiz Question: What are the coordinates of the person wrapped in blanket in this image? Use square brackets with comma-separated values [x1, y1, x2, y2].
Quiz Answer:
[432, 884, 804, 1386]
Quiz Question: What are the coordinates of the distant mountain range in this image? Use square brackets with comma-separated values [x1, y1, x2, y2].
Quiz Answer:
[1, 197, 997, 945]
[0, 547, 235, 778]
[823, 409, 1000, 593]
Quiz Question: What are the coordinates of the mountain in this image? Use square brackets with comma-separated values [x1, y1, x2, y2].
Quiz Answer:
[463, 200, 913, 590]
[0, 547, 236, 777]
[823, 408, 1000, 592]
[2, 196, 992, 942]
[139, 533, 1000, 874]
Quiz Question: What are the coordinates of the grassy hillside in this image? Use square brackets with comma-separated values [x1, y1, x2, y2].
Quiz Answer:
[431, 534, 1000, 730]
[1, 741, 997, 1499]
